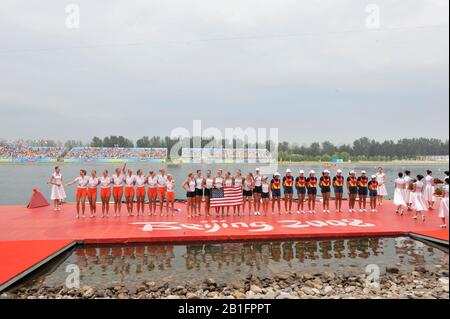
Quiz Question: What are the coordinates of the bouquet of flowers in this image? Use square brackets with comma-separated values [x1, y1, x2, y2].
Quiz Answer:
[434, 178, 444, 185]
[434, 187, 444, 197]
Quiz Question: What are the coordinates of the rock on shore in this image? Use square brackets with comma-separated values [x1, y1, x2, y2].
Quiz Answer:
[4, 267, 450, 300]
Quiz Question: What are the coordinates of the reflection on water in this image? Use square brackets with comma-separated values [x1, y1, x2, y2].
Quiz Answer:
[15, 237, 448, 291]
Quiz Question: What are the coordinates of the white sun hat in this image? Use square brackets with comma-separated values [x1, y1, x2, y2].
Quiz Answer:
[337, 169, 343, 173]
[310, 170, 316, 174]
[274, 172, 281, 176]
[323, 169, 330, 174]
[299, 170, 305, 174]
[255, 168, 260, 171]
[371, 175, 377, 179]
[350, 170, 356, 174]
[286, 169, 292, 173]
[361, 170, 367, 174]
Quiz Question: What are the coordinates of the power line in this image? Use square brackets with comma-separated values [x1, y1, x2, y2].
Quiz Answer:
[0, 23, 448, 55]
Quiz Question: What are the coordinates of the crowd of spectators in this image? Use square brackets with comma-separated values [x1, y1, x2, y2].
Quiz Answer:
[0, 143, 65, 160]
[182, 148, 275, 162]
[64, 147, 167, 160]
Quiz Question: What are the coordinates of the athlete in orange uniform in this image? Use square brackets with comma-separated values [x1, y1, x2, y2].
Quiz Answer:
[87, 170, 100, 218]
[112, 163, 126, 217]
[347, 170, 358, 213]
[99, 170, 112, 218]
[320, 170, 332, 213]
[125, 169, 136, 217]
[271, 173, 282, 213]
[283, 169, 294, 214]
[147, 171, 158, 216]
[295, 170, 307, 214]
[135, 169, 147, 216]
[357, 171, 369, 212]
[66, 169, 89, 219]
[332, 169, 345, 212]
[368, 175, 379, 212]
[306, 171, 318, 214]
[157, 169, 168, 216]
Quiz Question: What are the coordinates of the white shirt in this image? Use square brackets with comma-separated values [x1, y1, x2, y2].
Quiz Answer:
[99, 176, 111, 188]
[75, 176, 90, 188]
[215, 177, 223, 189]
[225, 178, 233, 187]
[196, 177, 204, 190]
[52, 173, 63, 186]
[376, 173, 385, 184]
[395, 178, 405, 189]
[167, 180, 175, 192]
[254, 175, 262, 187]
[157, 175, 168, 188]
[112, 174, 125, 187]
[414, 181, 424, 193]
[188, 179, 196, 192]
[88, 177, 99, 188]
[135, 175, 146, 187]
[234, 177, 243, 187]
[125, 175, 136, 187]
[148, 176, 158, 188]
[424, 175, 434, 186]
[262, 183, 270, 193]
[205, 178, 214, 189]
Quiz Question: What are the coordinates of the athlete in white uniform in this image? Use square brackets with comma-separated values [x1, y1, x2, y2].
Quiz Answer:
[183, 173, 197, 218]
[213, 170, 225, 217]
[253, 168, 263, 215]
[195, 170, 205, 215]
[204, 170, 214, 217]
[234, 170, 244, 216]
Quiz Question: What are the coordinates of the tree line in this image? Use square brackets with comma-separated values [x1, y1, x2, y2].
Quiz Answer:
[59, 136, 450, 161]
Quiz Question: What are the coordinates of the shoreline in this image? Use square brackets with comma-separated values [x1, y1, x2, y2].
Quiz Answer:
[5, 266, 449, 299]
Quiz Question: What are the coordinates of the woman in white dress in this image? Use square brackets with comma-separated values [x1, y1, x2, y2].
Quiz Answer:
[403, 170, 413, 211]
[423, 170, 436, 210]
[393, 172, 407, 215]
[376, 167, 388, 206]
[438, 178, 449, 228]
[48, 166, 67, 211]
[411, 175, 427, 221]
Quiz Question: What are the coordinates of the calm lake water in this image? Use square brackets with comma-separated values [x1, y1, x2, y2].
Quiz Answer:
[8, 237, 448, 292]
[0, 163, 448, 205]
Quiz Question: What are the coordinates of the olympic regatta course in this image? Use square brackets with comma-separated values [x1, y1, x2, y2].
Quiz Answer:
[0, 201, 448, 291]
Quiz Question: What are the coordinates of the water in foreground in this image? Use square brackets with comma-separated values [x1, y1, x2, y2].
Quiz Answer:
[5, 237, 449, 299]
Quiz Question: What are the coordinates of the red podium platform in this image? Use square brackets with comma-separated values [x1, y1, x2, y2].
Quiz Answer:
[0, 201, 448, 291]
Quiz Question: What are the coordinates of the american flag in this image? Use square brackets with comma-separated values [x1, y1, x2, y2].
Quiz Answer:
[210, 186, 244, 208]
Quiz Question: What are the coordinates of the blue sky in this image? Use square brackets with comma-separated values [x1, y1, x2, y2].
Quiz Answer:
[0, 0, 448, 144]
